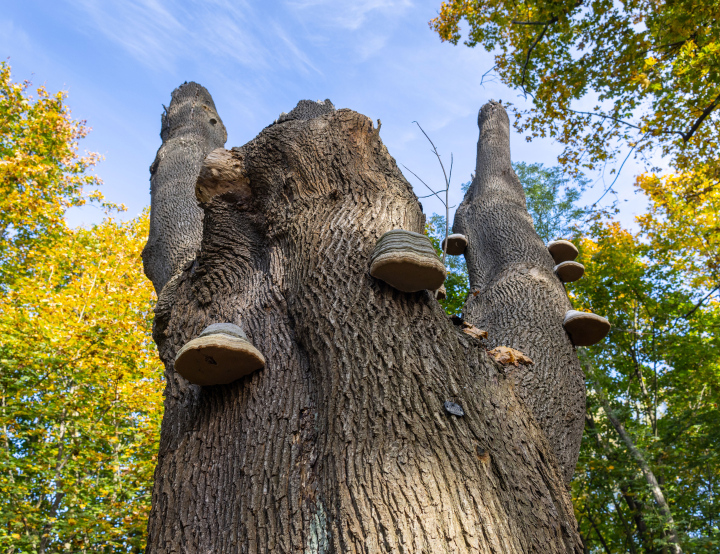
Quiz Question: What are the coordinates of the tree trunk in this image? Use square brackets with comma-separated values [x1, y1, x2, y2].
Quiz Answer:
[142, 81, 227, 294]
[452, 101, 585, 484]
[143, 86, 583, 552]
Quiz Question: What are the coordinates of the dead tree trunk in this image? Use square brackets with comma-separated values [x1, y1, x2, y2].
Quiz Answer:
[143, 86, 583, 553]
[453, 101, 585, 484]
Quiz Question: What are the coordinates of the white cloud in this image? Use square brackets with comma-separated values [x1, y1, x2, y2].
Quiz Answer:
[63, 0, 317, 73]
[286, 0, 414, 31]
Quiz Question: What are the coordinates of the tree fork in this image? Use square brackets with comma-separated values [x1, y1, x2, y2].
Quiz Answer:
[143, 85, 583, 552]
[453, 101, 585, 484]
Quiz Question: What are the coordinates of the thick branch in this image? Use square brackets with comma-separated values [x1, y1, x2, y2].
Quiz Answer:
[682, 92, 720, 142]
[142, 82, 227, 294]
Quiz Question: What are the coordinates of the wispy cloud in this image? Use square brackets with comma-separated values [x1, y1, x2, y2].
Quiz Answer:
[64, 0, 318, 74]
[287, 0, 413, 31]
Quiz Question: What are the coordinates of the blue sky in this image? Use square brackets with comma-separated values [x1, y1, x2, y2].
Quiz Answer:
[3, 0, 651, 230]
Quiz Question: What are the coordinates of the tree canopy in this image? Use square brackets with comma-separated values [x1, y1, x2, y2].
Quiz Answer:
[0, 61, 161, 553]
[430, 0, 720, 194]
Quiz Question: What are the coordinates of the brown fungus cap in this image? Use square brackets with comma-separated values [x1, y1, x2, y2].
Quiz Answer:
[554, 261, 585, 283]
[563, 310, 611, 347]
[547, 240, 579, 264]
[370, 229, 446, 292]
[174, 323, 265, 386]
[441, 233, 469, 256]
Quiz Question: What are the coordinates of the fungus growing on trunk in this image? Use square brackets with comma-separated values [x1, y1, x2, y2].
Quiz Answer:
[554, 260, 585, 283]
[441, 233, 468, 256]
[547, 239, 579, 264]
[435, 284, 447, 300]
[369, 229, 446, 292]
[563, 310, 611, 346]
[174, 323, 265, 386]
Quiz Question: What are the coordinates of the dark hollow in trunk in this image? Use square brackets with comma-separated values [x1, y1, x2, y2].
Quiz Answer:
[143, 87, 583, 552]
[453, 101, 585, 484]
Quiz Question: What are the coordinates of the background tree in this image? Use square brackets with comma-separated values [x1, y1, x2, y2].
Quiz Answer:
[513, 162, 589, 242]
[430, 0, 720, 193]
[569, 216, 720, 553]
[427, 213, 469, 315]
[0, 62, 163, 553]
[0, 61, 106, 275]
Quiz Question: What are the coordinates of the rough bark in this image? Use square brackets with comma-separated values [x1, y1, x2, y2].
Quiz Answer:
[143, 92, 583, 552]
[453, 101, 585, 484]
[143, 81, 227, 294]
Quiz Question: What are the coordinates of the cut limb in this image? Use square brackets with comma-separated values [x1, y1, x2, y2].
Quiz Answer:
[142, 82, 228, 294]
[142, 92, 583, 552]
[453, 101, 585, 484]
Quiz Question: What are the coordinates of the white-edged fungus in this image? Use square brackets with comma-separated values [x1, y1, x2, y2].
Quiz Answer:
[370, 229, 446, 292]
[547, 240, 579, 264]
[174, 323, 265, 386]
[441, 233, 468, 256]
[563, 310, 610, 346]
[554, 261, 585, 283]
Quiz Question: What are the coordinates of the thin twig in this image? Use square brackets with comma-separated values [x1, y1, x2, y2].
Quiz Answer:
[412, 121, 453, 264]
[401, 164, 446, 204]
[682, 91, 720, 142]
[589, 133, 647, 210]
[682, 286, 719, 321]
[480, 65, 498, 88]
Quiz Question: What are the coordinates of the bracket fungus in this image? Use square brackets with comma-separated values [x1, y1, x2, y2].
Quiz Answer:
[441, 233, 469, 256]
[174, 323, 265, 386]
[370, 229, 446, 293]
[554, 260, 585, 283]
[435, 284, 447, 300]
[547, 239, 579, 264]
[562, 310, 611, 347]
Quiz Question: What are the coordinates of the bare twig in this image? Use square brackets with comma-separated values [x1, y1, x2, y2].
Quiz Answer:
[589, 133, 647, 210]
[480, 65, 498, 88]
[412, 121, 453, 264]
[401, 164, 445, 204]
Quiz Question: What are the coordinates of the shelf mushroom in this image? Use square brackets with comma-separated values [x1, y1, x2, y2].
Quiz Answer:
[174, 323, 265, 386]
[370, 229, 446, 292]
[547, 239, 579, 264]
[441, 233, 468, 256]
[563, 310, 611, 346]
[554, 260, 585, 283]
[435, 284, 447, 300]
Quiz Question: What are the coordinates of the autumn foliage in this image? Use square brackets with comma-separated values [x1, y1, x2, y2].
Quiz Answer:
[0, 62, 162, 552]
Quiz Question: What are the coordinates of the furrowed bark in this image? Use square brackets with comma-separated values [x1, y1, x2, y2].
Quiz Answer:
[142, 81, 227, 294]
[453, 101, 585, 484]
[143, 91, 583, 552]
